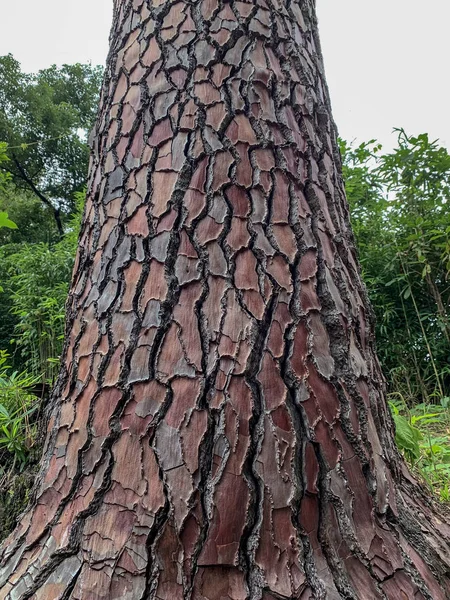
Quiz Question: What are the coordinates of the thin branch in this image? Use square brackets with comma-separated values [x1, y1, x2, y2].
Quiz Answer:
[11, 153, 64, 238]
[7, 134, 65, 150]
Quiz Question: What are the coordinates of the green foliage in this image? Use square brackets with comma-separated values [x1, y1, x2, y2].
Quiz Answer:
[0, 142, 11, 192]
[2, 242, 74, 380]
[0, 142, 8, 163]
[0, 212, 17, 230]
[343, 131, 450, 503]
[0, 404, 35, 466]
[0, 142, 16, 234]
[0, 187, 83, 379]
[0, 188, 58, 245]
[0, 59, 91, 381]
[0, 351, 38, 468]
[342, 131, 450, 404]
[0, 54, 102, 225]
[390, 398, 450, 502]
[390, 402, 423, 462]
[0, 351, 41, 541]
[63, 190, 86, 253]
[0, 469, 36, 542]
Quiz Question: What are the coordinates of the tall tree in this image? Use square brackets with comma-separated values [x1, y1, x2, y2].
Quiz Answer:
[1, 0, 449, 598]
[0, 56, 103, 236]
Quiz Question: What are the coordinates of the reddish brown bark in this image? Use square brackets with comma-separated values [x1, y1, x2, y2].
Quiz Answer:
[1, 0, 450, 598]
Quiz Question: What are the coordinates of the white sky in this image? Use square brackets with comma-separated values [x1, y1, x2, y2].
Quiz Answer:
[0, 0, 449, 151]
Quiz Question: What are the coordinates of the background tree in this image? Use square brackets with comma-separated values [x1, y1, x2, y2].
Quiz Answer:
[0, 55, 103, 236]
[342, 133, 450, 404]
[0, 196, 83, 380]
[0, 56, 101, 379]
[0, 1, 450, 599]
[0, 142, 16, 231]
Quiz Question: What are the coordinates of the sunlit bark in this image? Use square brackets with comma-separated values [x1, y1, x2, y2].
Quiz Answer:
[1, 0, 449, 598]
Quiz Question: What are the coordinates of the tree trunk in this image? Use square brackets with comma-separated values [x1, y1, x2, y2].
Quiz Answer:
[1, 0, 450, 598]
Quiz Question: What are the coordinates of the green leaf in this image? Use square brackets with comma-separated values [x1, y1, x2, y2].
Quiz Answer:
[0, 211, 18, 229]
[392, 414, 422, 460]
[441, 397, 450, 409]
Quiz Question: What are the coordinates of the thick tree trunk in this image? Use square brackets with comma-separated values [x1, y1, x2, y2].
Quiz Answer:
[1, 0, 450, 598]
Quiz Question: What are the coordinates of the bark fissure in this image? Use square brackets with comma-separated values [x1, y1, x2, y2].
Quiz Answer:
[240, 292, 279, 598]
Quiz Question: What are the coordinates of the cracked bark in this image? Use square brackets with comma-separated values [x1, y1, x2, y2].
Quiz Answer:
[1, 0, 450, 598]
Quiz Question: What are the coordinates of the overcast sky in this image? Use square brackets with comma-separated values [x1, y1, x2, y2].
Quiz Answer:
[1, 0, 449, 151]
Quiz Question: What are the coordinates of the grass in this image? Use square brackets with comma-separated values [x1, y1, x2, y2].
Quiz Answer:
[390, 394, 450, 502]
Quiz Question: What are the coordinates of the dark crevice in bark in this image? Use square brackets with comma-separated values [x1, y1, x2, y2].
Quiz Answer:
[303, 161, 387, 598]
[388, 499, 450, 592]
[147, 160, 196, 378]
[314, 444, 360, 600]
[18, 448, 117, 600]
[140, 382, 175, 598]
[187, 410, 218, 594]
[140, 499, 171, 600]
[281, 386, 325, 599]
[239, 292, 278, 597]
[278, 216, 325, 597]
[60, 564, 83, 600]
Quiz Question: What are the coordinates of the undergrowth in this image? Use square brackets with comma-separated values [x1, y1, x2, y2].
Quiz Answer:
[390, 394, 450, 502]
[0, 350, 42, 539]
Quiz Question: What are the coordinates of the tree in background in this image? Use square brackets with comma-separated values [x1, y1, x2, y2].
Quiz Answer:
[0, 56, 101, 379]
[0, 142, 17, 232]
[0, 55, 103, 236]
[1, 1, 450, 599]
[342, 132, 450, 404]
[0, 196, 83, 381]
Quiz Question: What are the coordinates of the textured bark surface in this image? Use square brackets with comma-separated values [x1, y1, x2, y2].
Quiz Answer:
[1, 0, 450, 598]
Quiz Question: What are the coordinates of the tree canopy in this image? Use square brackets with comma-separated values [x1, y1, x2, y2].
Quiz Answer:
[342, 131, 450, 405]
[0, 55, 103, 235]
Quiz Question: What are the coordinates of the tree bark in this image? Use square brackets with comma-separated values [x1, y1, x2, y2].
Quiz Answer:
[1, 0, 450, 598]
